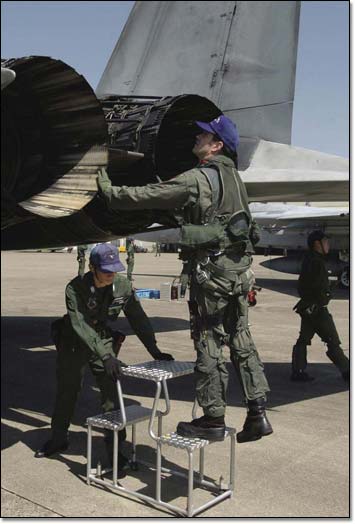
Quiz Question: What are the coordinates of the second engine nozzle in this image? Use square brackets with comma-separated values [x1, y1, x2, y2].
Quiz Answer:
[2, 56, 108, 229]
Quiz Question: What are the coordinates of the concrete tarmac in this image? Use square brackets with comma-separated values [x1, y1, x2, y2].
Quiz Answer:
[1, 252, 350, 518]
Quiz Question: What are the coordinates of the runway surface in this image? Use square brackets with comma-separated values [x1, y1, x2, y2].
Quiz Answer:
[1, 251, 350, 518]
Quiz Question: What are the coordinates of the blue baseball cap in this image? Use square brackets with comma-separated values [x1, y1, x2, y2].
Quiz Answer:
[195, 115, 239, 153]
[89, 243, 125, 273]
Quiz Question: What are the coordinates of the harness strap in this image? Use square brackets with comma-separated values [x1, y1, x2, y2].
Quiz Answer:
[206, 260, 250, 280]
[201, 167, 222, 223]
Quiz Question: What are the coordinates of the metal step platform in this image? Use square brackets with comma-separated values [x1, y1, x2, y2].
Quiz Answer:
[86, 360, 236, 517]
[121, 360, 196, 381]
[87, 405, 156, 430]
[158, 428, 235, 449]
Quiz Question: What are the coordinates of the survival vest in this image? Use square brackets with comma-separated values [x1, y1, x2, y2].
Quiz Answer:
[179, 155, 260, 254]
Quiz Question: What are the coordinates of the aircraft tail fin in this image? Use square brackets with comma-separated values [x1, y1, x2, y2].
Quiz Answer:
[97, 1, 300, 144]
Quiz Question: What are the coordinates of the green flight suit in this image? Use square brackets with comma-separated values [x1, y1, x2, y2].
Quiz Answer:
[98, 154, 270, 418]
[126, 241, 135, 281]
[51, 272, 161, 433]
[292, 251, 349, 374]
[77, 244, 87, 277]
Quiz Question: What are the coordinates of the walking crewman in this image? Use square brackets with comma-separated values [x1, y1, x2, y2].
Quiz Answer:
[291, 230, 350, 383]
[126, 238, 135, 281]
[77, 244, 87, 277]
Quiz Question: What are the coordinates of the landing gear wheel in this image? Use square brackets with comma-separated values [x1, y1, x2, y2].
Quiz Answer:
[339, 268, 349, 289]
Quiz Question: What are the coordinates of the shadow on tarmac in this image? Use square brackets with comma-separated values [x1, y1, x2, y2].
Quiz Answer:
[1, 422, 217, 513]
[1, 315, 190, 340]
[2, 315, 348, 452]
[256, 278, 349, 300]
[53, 440, 218, 508]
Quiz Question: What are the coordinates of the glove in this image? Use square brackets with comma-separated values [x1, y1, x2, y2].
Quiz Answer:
[103, 355, 127, 381]
[97, 168, 112, 193]
[152, 352, 175, 361]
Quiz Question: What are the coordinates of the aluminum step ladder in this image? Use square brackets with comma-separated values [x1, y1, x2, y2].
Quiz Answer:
[86, 360, 236, 517]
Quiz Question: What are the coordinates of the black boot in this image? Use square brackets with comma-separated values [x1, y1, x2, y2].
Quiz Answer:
[325, 345, 350, 384]
[35, 430, 69, 458]
[176, 415, 226, 442]
[237, 398, 273, 443]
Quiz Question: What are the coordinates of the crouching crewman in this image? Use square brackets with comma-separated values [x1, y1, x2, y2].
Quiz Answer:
[35, 243, 173, 475]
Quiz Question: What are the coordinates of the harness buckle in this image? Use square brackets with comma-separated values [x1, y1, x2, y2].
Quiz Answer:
[200, 256, 210, 267]
[195, 263, 210, 285]
[210, 250, 224, 258]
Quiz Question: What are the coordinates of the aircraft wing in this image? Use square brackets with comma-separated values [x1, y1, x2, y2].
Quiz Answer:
[240, 139, 349, 202]
[250, 203, 349, 222]
[243, 170, 349, 202]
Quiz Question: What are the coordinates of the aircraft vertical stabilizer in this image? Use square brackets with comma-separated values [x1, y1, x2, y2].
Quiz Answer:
[96, 1, 300, 145]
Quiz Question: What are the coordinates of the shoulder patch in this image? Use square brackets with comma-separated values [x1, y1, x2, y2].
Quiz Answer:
[112, 274, 131, 298]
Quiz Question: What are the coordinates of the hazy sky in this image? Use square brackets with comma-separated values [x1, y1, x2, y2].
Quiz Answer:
[1, 1, 349, 157]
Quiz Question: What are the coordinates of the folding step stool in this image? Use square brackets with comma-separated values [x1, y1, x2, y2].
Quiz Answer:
[86, 361, 236, 517]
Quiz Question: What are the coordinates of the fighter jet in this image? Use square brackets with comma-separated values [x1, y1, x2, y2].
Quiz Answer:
[1, 1, 348, 251]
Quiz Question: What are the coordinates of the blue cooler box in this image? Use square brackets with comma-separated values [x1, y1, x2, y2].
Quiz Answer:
[135, 288, 160, 299]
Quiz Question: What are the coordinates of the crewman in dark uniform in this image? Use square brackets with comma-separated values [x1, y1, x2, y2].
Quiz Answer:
[291, 230, 350, 382]
[126, 237, 135, 281]
[35, 243, 173, 465]
[77, 244, 87, 277]
[97, 115, 273, 443]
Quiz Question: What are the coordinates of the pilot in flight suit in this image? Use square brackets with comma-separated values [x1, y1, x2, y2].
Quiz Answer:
[97, 115, 273, 443]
